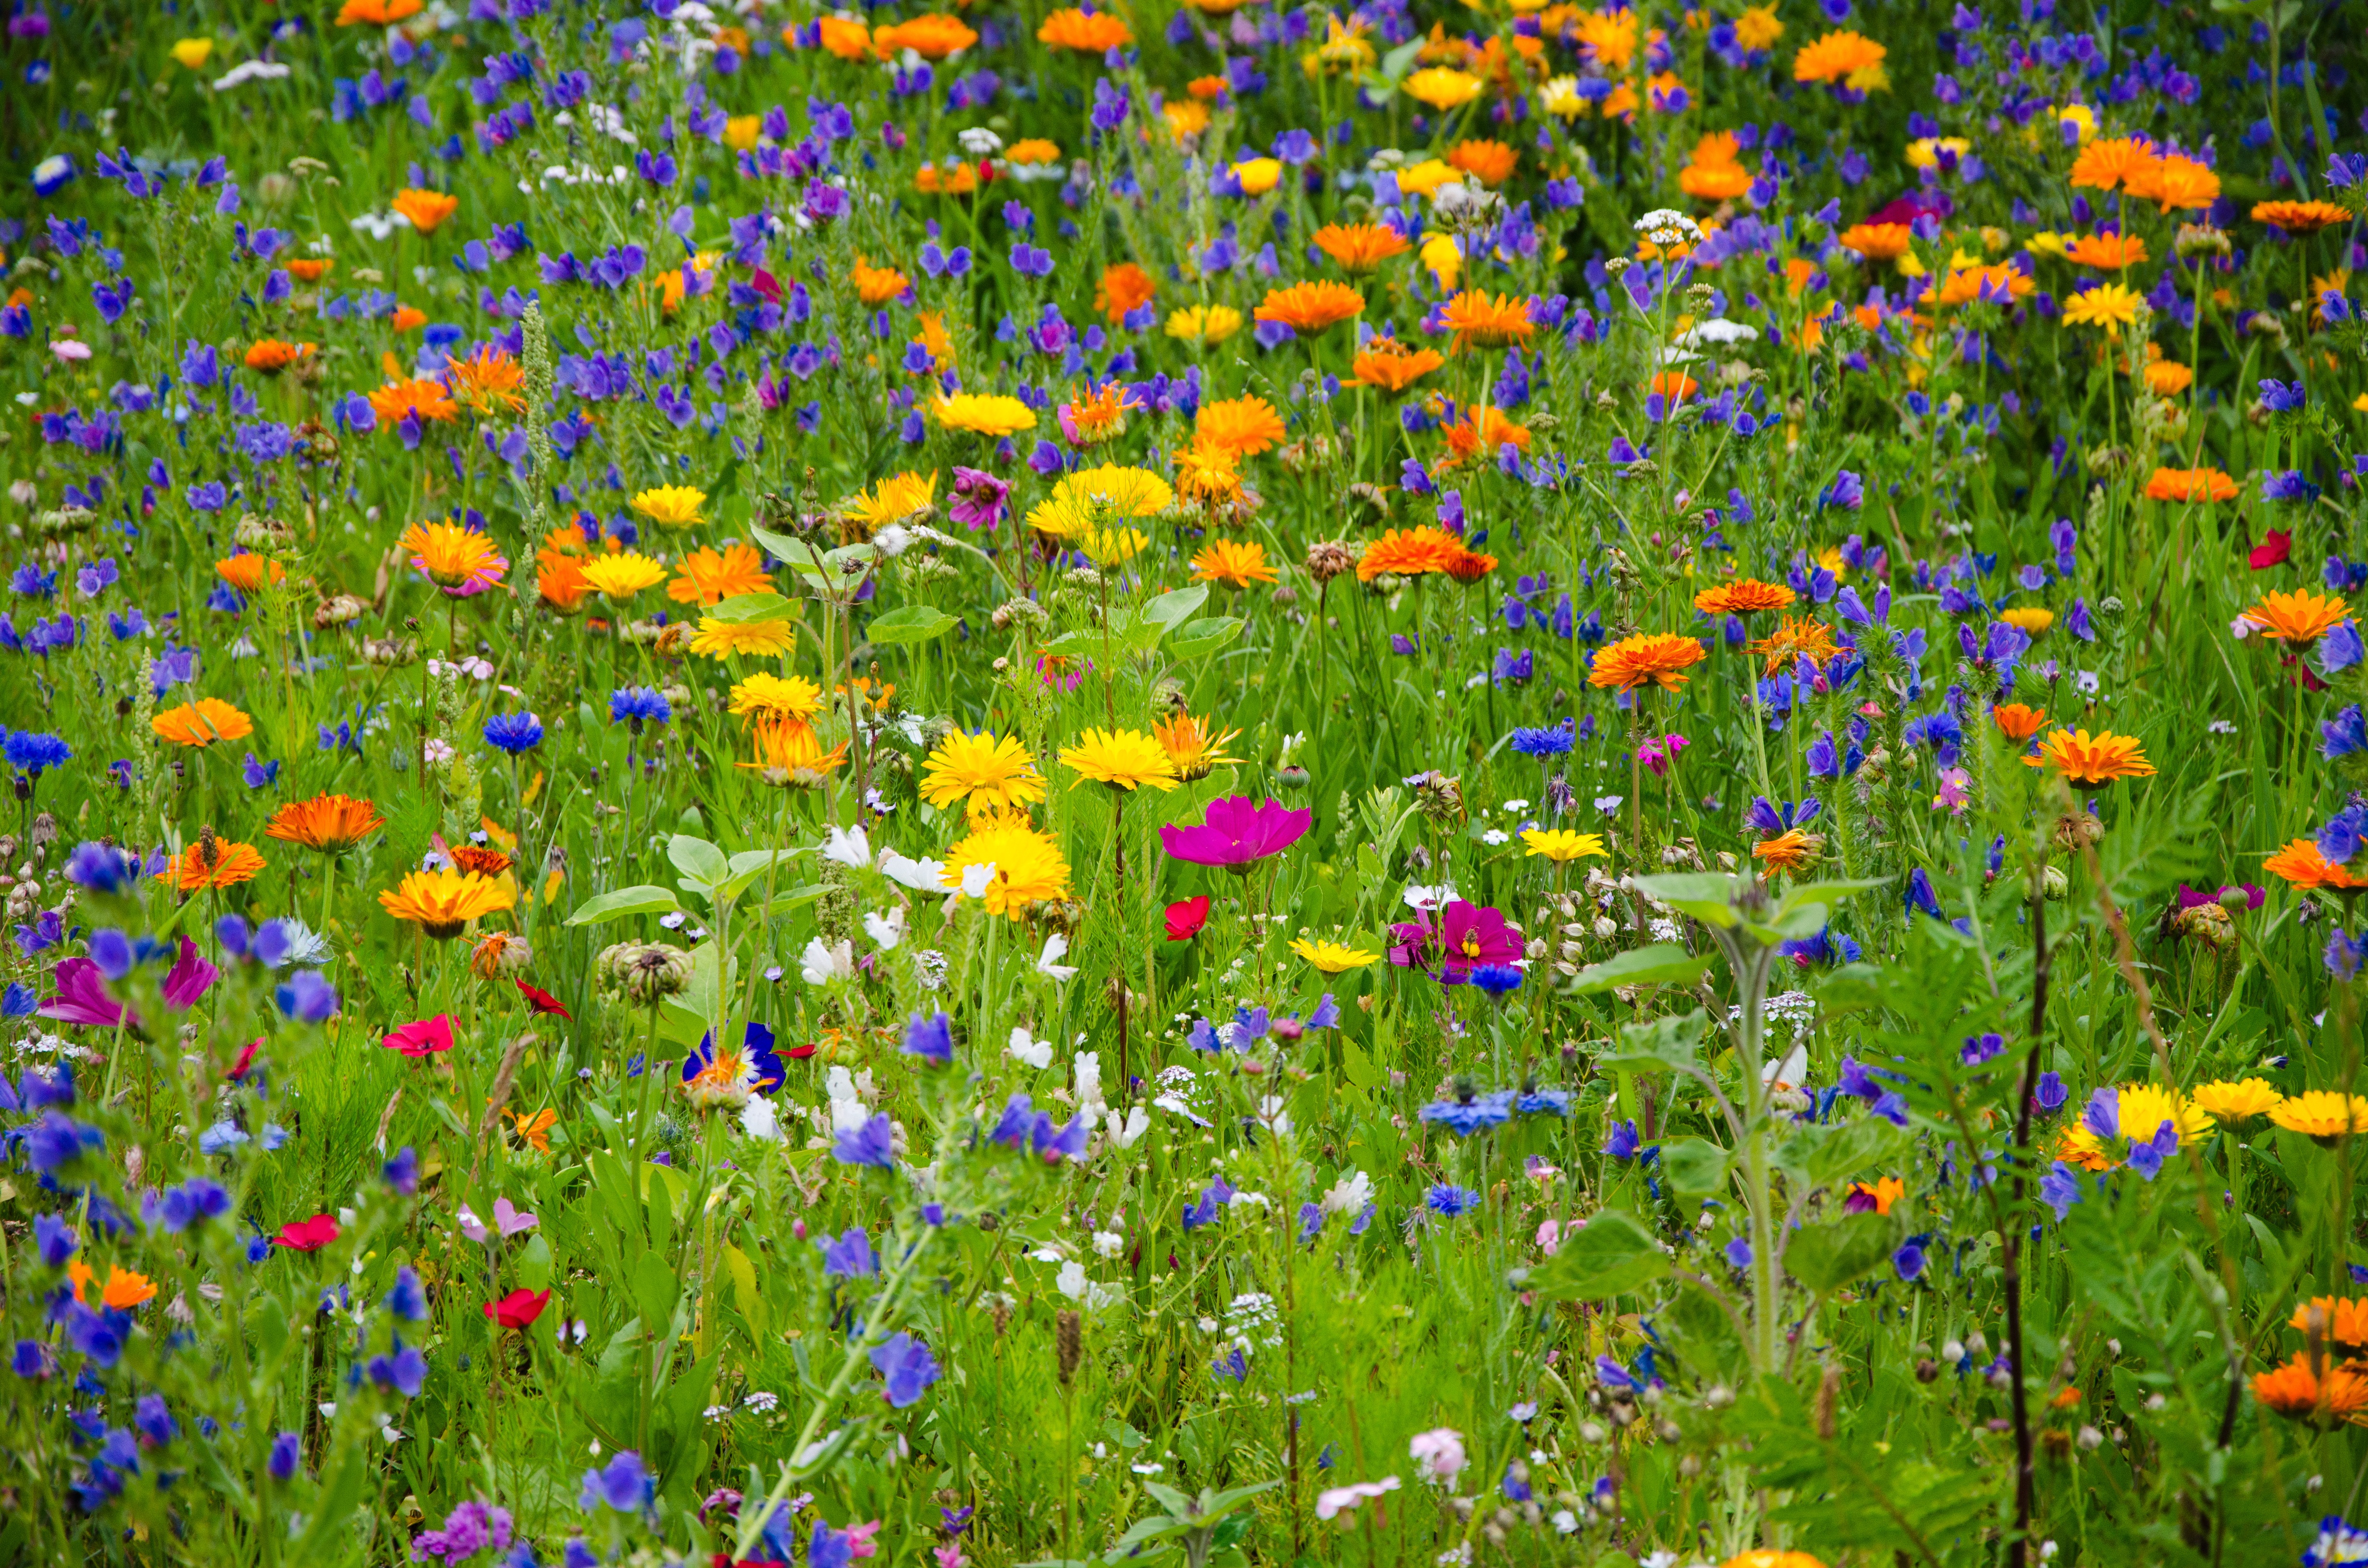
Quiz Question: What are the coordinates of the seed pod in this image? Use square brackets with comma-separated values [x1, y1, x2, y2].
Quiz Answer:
[1056, 1309, 1082, 1386]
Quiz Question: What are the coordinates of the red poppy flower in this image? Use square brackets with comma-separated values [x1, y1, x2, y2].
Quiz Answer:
[1165, 895, 1211, 941]
[785, 1042, 819, 1060]
[382, 1015, 455, 1057]
[273, 1214, 341, 1251]
[225, 1037, 262, 1081]
[2249, 530, 2292, 570]
[516, 980, 572, 1020]
[482, 1287, 551, 1329]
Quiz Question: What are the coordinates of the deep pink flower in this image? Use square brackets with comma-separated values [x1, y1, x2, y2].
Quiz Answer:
[1164, 895, 1211, 941]
[382, 1015, 456, 1058]
[38, 958, 128, 1028]
[2176, 882, 2265, 911]
[948, 466, 1009, 530]
[1159, 796, 1311, 873]
[1636, 733, 1689, 778]
[161, 938, 217, 1009]
[1388, 900, 1521, 981]
[273, 1213, 340, 1251]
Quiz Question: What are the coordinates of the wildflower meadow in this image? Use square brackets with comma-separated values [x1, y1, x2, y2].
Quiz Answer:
[6, 0, 2368, 1561]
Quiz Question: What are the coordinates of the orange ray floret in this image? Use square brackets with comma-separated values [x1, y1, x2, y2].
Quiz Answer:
[265, 793, 387, 853]
[1589, 633, 1707, 692]
[2132, 155, 2219, 212]
[1195, 395, 1288, 458]
[1189, 539, 1279, 588]
[1991, 703, 2050, 743]
[668, 543, 772, 606]
[157, 837, 267, 892]
[1439, 406, 1530, 469]
[1747, 615, 1838, 676]
[2065, 232, 2148, 270]
[1037, 7, 1131, 50]
[1792, 28, 1886, 84]
[1093, 262, 1156, 325]
[2264, 838, 2368, 892]
[152, 698, 254, 748]
[244, 339, 315, 374]
[1445, 139, 1518, 185]
[1356, 526, 1462, 582]
[2241, 590, 2351, 645]
[215, 555, 285, 593]
[2144, 466, 2238, 502]
[1253, 281, 1365, 333]
[2068, 135, 2158, 192]
[1438, 290, 1534, 351]
[1351, 337, 1446, 393]
[443, 344, 527, 415]
[367, 377, 459, 427]
[871, 13, 978, 56]
[1837, 222, 1912, 261]
[2253, 1355, 2368, 1428]
[2290, 1298, 2368, 1350]
[1314, 222, 1415, 273]
[849, 257, 910, 306]
[1692, 579, 1795, 616]
[390, 188, 459, 233]
[2253, 200, 2349, 235]
[379, 869, 517, 940]
[2021, 728, 2156, 785]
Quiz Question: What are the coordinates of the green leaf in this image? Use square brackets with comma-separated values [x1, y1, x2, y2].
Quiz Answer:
[564, 884, 683, 926]
[1632, 871, 1743, 927]
[1776, 877, 1889, 915]
[1141, 584, 1210, 631]
[750, 525, 825, 568]
[705, 591, 799, 624]
[668, 834, 730, 890]
[1569, 945, 1714, 994]
[1783, 1211, 1904, 1294]
[1339, 1039, 1382, 1091]
[1596, 1008, 1709, 1073]
[1168, 615, 1244, 660]
[1379, 35, 1426, 79]
[294, 1440, 373, 1555]
[867, 604, 959, 644]
[1775, 1116, 1912, 1193]
[632, 1249, 680, 1334]
[1659, 1137, 1731, 1199]
[1528, 1208, 1671, 1299]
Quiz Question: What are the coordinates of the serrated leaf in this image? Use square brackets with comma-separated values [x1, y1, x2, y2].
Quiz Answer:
[564, 884, 683, 926]
[1569, 944, 1713, 994]
[1659, 1137, 1730, 1199]
[1168, 615, 1243, 659]
[867, 604, 959, 644]
[1528, 1208, 1671, 1299]
[1775, 1116, 1911, 1193]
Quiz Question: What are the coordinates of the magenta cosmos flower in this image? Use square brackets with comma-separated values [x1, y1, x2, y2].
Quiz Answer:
[1389, 901, 1521, 982]
[1159, 796, 1311, 873]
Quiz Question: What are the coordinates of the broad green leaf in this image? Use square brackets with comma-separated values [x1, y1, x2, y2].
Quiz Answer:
[867, 604, 959, 644]
[1783, 1211, 1904, 1294]
[1632, 871, 1743, 927]
[750, 525, 825, 568]
[1168, 615, 1244, 660]
[1776, 879, 1888, 921]
[1529, 1208, 1671, 1299]
[706, 591, 800, 624]
[1596, 1008, 1709, 1072]
[1569, 944, 1714, 994]
[1775, 1117, 1912, 1193]
[1380, 35, 1426, 79]
[1141, 583, 1210, 630]
[668, 833, 731, 890]
[564, 884, 682, 926]
[1659, 1137, 1731, 1199]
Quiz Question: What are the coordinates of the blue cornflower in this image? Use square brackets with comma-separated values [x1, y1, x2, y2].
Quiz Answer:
[579, 1450, 653, 1513]
[1470, 964, 1524, 996]
[3, 730, 71, 776]
[1508, 722, 1574, 757]
[1426, 1184, 1481, 1218]
[483, 712, 544, 753]
[900, 1009, 953, 1065]
[1418, 1090, 1515, 1137]
[609, 686, 672, 727]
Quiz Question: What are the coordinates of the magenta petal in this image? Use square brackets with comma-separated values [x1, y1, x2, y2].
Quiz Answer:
[38, 958, 131, 1029]
[161, 938, 219, 1010]
[1160, 796, 1312, 868]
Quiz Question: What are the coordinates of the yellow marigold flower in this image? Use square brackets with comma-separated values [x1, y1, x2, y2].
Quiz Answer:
[1005, 138, 1062, 166]
[2191, 1078, 2283, 1126]
[1998, 605, 2054, 636]
[843, 471, 937, 533]
[1290, 938, 1382, 974]
[1520, 828, 1608, 863]
[2270, 1091, 2368, 1146]
[921, 730, 1047, 816]
[2062, 282, 2145, 329]
[668, 542, 771, 605]
[1190, 539, 1278, 587]
[2055, 1082, 2213, 1171]
[579, 552, 670, 600]
[1231, 157, 1283, 196]
[1733, 4, 1782, 50]
[936, 392, 1037, 438]
[1027, 466, 1173, 537]
[2242, 589, 2351, 645]
[152, 698, 255, 748]
[399, 521, 506, 589]
[2021, 728, 2156, 785]
[1396, 159, 1462, 199]
[942, 811, 1073, 917]
[379, 869, 516, 940]
[1080, 527, 1148, 565]
[169, 37, 215, 68]
[723, 115, 762, 151]
[1403, 67, 1484, 110]
[1153, 713, 1242, 781]
[729, 673, 824, 723]
[1061, 727, 1182, 792]
[738, 719, 848, 784]
[688, 616, 798, 660]
[1165, 305, 1244, 344]
[1589, 633, 1707, 692]
[630, 485, 707, 530]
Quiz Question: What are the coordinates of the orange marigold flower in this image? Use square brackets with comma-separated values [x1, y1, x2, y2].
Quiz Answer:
[285, 258, 334, 283]
[2145, 361, 2194, 396]
[1837, 222, 1913, 261]
[1253, 280, 1365, 333]
[336, 0, 422, 22]
[1441, 548, 1498, 584]
[2021, 728, 2156, 785]
[2138, 155, 2220, 212]
[538, 555, 592, 616]
[2290, 1298, 2368, 1350]
[157, 836, 267, 892]
[215, 554, 285, 593]
[1187, 74, 1231, 100]
[399, 521, 507, 590]
[2241, 589, 2351, 645]
[244, 339, 314, 373]
[1792, 28, 1886, 84]
[265, 793, 387, 853]
[1172, 440, 1246, 506]
[1991, 703, 2050, 743]
[2253, 1355, 2368, 1428]
[1439, 290, 1535, 352]
[367, 376, 459, 427]
[1932, 263, 2035, 308]
[1439, 405, 1530, 468]
[1037, 7, 1131, 50]
[1573, 9, 1638, 69]
[1351, 336, 1446, 393]
[1752, 829, 1819, 874]
[1692, 579, 1795, 616]
[1062, 380, 1138, 442]
[1590, 632, 1707, 692]
[1190, 539, 1279, 587]
[2264, 838, 2368, 892]
[1445, 138, 1518, 185]
[812, 15, 874, 58]
[1849, 1176, 1905, 1215]
[1196, 395, 1288, 458]
[1313, 221, 1415, 272]
[450, 844, 513, 879]
[1747, 615, 1839, 676]
[850, 256, 910, 306]
[443, 343, 526, 415]
[1649, 370, 1700, 401]
[872, 13, 977, 56]
[2065, 232, 2148, 269]
[2253, 200, 2349, 235]
[390, 188, 459, 234]
[152, 698, 254, 748]
[391, 305, 428, 333]
[1094, 262, 1156, 325]
[2144, 466, 2239, 502]
[668, 542, 772, 606]
[1356, 526, 1462, 582]
[1678, 158, 1753, 201]
[2068, 135, 2158, 192]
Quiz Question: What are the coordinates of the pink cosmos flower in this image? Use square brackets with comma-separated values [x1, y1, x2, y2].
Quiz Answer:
[1159, 795, 1311, 873]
